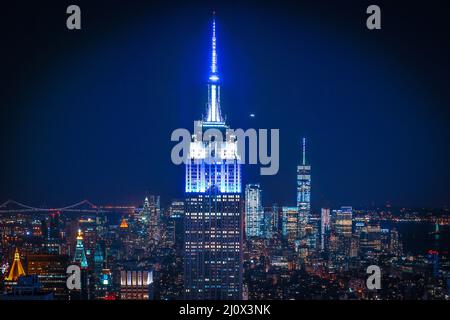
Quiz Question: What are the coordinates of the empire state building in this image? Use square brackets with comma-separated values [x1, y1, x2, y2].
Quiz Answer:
[183, 15, 243, 300]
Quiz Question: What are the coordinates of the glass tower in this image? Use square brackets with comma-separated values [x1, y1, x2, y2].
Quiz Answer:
[282, 206, 299, 243]
[332, 206, 353, 264]
[183, 15, 243, 300]
[245, 184, 263, 238]
[321, 207, 331, 251]
[297, 138, 311, 225]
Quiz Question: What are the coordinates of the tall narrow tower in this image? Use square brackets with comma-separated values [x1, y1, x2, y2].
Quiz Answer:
[297, 138, 311, 225]
[73, 229, 88, 269]
[245, 184, 263, 238]
[71, 229, 90, 299]
[184, 14, 243, 300]
[206, 14, 223, 123]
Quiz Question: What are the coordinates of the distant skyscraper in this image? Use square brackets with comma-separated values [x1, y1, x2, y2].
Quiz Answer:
[320, 208, 331, 251]
[360, 220, 381, 254]
[349, 234, 360, 258]
[79, 217, 97, 261]
[120, 270, 154, 300]
[304, 223, 318, 253]
[332, 206, 353, 263]
[145, 195, 161, 244]
[297, 138, 311, 225]
[142, 196, 151, 221]
[262, 207, 275, 239]
[73, 229, 88, 269]
[334, 206, 353, 238]
[136, 195, 161, 246]
[389, 228, 402, 256]
[272, 203, 281, 234]
[71, 230, 91, 299]
[94, 243, 104, 274]
[47, 212, 60, 240]
[282, 207, 298, 242]
[168, 199, 184, 248]
[46, 212, 61, 254]
[183, 15, 243, 300]
[245, 184, 263, 238]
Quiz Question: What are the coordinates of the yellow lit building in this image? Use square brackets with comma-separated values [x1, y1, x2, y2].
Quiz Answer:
[5, 248, 26, 282]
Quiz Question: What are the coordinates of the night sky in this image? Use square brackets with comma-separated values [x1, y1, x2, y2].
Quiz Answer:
[0, 0, 449, 210]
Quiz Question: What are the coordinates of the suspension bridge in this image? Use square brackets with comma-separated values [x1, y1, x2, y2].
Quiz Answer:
[0, 199, 135, 214]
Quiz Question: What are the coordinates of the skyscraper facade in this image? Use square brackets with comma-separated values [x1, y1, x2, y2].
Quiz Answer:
[245, 184, 263, 238]
[46, 212, 61, 254]
[145, 195, 161, 244]
[73, 229, 88, 269]
[320, 208, 330, 251]
[120, 270, 154, 300]
[334, 206, 353, 238]
[272, 203, 281, 234]
[360, 220, 382, 254]
[282, 207, 298, 242]
[71, 229, 89, 299]
[297, 138, 311, 226]
[262, 207, 275, 239]
[168, 199, 185, 249]
[183, 16, 243, 300]
[331, 206, 353, 264]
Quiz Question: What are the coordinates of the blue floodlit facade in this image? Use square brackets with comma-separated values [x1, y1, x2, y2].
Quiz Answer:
[183, 15, 243, 300]
[185, 17, 241, 194]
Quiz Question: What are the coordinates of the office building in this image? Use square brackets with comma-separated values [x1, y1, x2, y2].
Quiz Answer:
[184, 15, 243, 300]
[245, 184, 263, 238]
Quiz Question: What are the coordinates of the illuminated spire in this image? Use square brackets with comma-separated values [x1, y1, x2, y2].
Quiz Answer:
[206, 12, 223, 123]
[119, 218, 129, 228]
[302, 138, 306, 165]
[76, 229, 83, 240]
[141, 196, 151, 222]
[211, 12, 218, 76]
[73, 229, 88, 268]
[5, 248, 26, 281]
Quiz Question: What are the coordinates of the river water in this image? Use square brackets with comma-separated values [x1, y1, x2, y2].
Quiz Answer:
[381, 221, 449, 256]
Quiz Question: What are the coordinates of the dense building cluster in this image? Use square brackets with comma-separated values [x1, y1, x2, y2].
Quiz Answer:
[243, 205, 450, 300]
[0, 199, 449, 300]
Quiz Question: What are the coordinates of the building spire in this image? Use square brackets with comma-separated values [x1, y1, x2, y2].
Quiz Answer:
[119, 217, 129, 228]
[302, 138, 306, 165]
[206, 12, 223, 123]
[74, 229, 88, 268]
[5, 248, 26, 281]
[211, 11, 218, 76]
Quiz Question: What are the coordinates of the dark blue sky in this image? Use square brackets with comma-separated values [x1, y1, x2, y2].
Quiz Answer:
[1, 1, 449, 209]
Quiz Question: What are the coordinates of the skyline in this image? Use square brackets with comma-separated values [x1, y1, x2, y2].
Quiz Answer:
[1, 1, 449, 209]
[1, 2, 449, 303]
